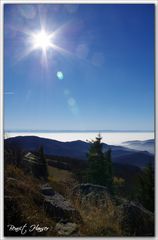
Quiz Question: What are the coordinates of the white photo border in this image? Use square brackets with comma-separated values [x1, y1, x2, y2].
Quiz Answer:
[0, 0, 157, 239]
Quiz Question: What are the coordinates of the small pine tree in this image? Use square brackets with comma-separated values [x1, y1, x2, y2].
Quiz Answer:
[87, 134, 113, 191]
[87, 134, 103, 184]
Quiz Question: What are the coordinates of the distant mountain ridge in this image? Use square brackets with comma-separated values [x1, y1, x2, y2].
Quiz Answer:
[122, 139, 155, 154]
[5, 136, 154, 168]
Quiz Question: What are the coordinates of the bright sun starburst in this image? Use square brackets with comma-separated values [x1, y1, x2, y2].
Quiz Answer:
[16, 24, 71, 67]
[32, 29, 52, 52]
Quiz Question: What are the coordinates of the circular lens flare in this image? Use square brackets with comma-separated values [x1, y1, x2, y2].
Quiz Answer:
[57, 71, 64, 80]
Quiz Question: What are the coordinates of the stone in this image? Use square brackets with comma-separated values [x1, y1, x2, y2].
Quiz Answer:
[40, 184, 55, 196]
[43, 193, 81, 223]
[118, 201, 154, 236]
[55, 222, 78, 236]
[72, 183, 114, 208]
[6, 177, 17, 182]
[41, 184, 81, 223]
[114, 196, 128, 206]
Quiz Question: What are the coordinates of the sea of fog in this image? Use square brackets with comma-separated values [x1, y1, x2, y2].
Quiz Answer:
[5, 131, 154, 146]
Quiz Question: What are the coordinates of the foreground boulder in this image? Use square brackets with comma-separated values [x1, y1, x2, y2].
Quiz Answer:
[72, 183, 154, 236]
[41, 184, 81, 223]
[117, 201, 154, 236]
[72, 183, 114, 208]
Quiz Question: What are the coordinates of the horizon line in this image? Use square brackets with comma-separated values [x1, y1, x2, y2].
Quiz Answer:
[4, 129, 154, 133]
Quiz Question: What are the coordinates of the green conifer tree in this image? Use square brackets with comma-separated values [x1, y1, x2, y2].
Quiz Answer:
[87, 134, 113, 190]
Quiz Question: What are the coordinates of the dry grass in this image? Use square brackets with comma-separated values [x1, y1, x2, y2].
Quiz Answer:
[5, 164, 123, 236]
[48, 165, 73, 182]
[4, 164, 57, 236]
[73, 195, 123, 236]
[48, 165, 123, 236]
[48, 166, 77, 197]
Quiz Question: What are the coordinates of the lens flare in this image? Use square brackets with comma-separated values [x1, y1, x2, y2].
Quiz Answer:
[57, 71, 64, 80]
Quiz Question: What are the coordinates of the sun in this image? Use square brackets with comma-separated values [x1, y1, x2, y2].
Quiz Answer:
[32, 29, 52, 52]
[18, 25, 70, 66]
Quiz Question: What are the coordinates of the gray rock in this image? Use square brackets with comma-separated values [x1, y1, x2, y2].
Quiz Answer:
[72, 183, 114, 208]
[6, 177, 17, 182]
[41, 184, 81, 223]
[73, 183, 108, 195]
[55, 222, 78, 236]
[40, 184, 55, 196]
[118, 201, 154, 236]
[114, 196, 128, 206]
[44, 195, 81, 223]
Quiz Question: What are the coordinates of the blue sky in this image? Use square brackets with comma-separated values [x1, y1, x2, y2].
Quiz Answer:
[4, 4, 154, 131]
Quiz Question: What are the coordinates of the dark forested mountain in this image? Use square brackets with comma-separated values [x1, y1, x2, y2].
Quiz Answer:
[5, 136, 154, 168]
[112, 151, 154, 168]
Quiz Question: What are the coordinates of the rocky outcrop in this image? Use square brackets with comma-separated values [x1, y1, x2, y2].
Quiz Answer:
[72, 183, 154, 236]
[55, 222, 78, 236]
[72, 183, 114, 208]
[41, 184, 81, 223]
[117, 201, 154, 236]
